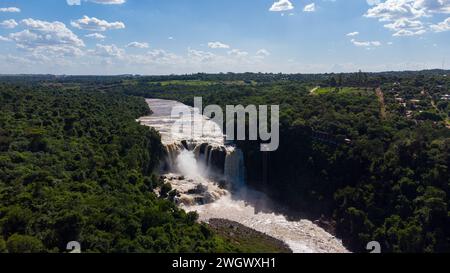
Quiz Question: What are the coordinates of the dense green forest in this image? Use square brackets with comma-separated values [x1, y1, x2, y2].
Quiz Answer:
[0, 71, 449, 253]
[0, 84, 245, 253]
[115, 71, 450, 253]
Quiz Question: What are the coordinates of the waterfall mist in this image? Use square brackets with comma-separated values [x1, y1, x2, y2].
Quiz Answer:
[176, 149, 204, 179]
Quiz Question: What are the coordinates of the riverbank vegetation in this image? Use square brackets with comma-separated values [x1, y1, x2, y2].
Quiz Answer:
[207, 219, 292, 253]
[0, 84, 256, 253]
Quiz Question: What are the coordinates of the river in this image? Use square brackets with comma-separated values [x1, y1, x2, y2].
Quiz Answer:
[138, 98, 348, 253]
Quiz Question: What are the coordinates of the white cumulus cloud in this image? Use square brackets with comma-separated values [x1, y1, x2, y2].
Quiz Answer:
[0, 35, 11, 42]
[350, 38, 382, 47]
[228, 49, 249, 57]
[17, 18, 85, 48]
[93, 44, 124, 58]
[71, 16, 125, 31]
[303, 3, 316, 12]
[431, 17, 450, 31]
[208, 41, 230, 49]
[256, 49, 271, 58]
[365, 0, 450, 36]
[127, 42, 149, 48]
[384, 17, 426, 36]
[6, 18, 85, 59]
[346, 31, 359, 36]
[269, 0, 294, 12]
[0, 7, 20, 13]
[67, 0, 126, 5]
[85, 33, 106, 40]
[0, 19, 18, 29]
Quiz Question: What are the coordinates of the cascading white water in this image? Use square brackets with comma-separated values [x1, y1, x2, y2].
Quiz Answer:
[177, 150, 202, 178]
[138, 98, 349, 253]
[224, 147, 245, 187]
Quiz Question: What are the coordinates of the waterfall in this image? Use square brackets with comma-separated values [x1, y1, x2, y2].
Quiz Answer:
[224, 147, 245, 187]
[163, 141, 245, 188]
[205, 145, 211, 167]
[139, 98, 245, 186]
[138, 98, 349, 253]
[176, 149, 202, 179]
[164, 143, 183, 171]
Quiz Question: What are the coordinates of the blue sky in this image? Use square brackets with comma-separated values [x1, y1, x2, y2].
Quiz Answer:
[0, 0, 449, 74]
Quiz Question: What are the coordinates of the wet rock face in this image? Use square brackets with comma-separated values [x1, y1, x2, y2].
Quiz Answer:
[209, 147, 227, 174]
[199, 143, 209, 154]
[162, 173, 228, 207]
[195, 143, 228, 174]
[181, 140, 189, 150]
[188, 184, 208, 194]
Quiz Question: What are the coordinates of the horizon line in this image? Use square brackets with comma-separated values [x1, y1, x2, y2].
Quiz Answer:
[1, 68, 450, 77]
